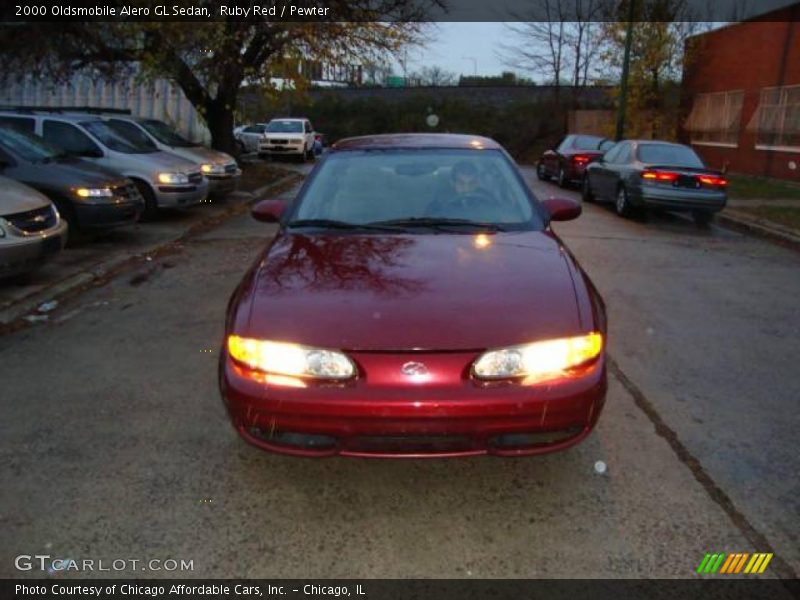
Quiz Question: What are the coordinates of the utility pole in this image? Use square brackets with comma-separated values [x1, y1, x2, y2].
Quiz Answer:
[615, 0, 637, 141]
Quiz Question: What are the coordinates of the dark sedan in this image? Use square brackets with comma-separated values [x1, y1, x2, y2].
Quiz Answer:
[582, 140, 727, 225]
[219, 133, 607, 458]
[537, 134, 615, 188]
[0, 126, 143, 231]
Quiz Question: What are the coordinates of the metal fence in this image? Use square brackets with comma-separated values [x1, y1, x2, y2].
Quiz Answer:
[0, 75, 211, 144]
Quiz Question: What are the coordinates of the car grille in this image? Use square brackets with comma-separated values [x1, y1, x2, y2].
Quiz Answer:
[3, 204, 57, 233]
[270, 139, 289, 145]
[188, 172, 203, 184]
[224, 162, 238, 174]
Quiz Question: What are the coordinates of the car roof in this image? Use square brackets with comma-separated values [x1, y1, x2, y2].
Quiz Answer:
[268, 117, 306, 122]
[0, 111, 105, 124]
[627, 139, 689, 147]
[333, 133, 502, 151]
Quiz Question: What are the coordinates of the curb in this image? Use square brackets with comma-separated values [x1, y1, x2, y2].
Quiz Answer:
[717, 211, 800, 253]
[0, 172, 302, 330]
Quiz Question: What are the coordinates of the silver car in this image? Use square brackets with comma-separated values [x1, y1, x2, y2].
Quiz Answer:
[0, 175, 68, 278]
[0, 112, 208, 218]
[99, 115, 241, 197]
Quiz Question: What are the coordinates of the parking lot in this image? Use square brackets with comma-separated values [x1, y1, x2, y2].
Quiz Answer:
[1, 160, 798, 581]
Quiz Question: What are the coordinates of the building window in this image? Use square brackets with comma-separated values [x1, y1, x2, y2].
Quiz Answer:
[750, 84, 800, 152]
[684, 90, 744, 147]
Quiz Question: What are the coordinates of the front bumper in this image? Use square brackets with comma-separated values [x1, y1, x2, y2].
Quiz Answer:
[154, 179, 209, 208]
[0, 219, 68, 278]
[220, 350, 607, 458]
[258, 143, 304, 155]
[632, 186, 727, 213]
[207, 171, 242, 195]
[74, 200, 144, 230]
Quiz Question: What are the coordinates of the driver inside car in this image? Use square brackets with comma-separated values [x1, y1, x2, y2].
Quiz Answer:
[427, 160, 501, 220]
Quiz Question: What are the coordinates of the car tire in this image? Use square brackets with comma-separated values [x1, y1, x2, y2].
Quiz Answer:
[557, 166, 568, 188]
[581, 176, 595, 203]
[536, 162, 549, 181]
[133, 179, 159, 221]
[692, 210, 713, 227]
[615, 185, 634, 218]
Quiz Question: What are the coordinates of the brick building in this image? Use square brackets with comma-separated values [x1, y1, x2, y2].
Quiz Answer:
[680, 4, 799, 181]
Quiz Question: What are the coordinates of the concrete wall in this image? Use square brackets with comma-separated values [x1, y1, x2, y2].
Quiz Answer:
[681, 8, 800, 180]
[307, 85, 612, 108]
[0, 75, 211, 144]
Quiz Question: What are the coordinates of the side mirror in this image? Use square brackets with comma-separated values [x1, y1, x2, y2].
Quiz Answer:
[251, 199, 286, 223]
[542, 197, 582, 222]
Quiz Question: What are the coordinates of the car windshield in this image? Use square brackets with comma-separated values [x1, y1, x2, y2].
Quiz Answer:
[289, 149, 542, 232]
[637, 143, 705, 167]
[80, 121, 156, 154]
[0, 125, 68, 162]
[267, 120, 304, 133]
[141, 119, 196, 147]
[572, 135, 605, 150]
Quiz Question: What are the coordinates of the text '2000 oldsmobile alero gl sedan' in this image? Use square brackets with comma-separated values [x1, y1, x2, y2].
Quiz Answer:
[219, 134, 607, 458]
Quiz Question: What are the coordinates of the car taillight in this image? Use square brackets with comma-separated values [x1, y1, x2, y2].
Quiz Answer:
[572, 154, 591, 164]
[641, 170, 679, 182]
[697, 174, 727, 186]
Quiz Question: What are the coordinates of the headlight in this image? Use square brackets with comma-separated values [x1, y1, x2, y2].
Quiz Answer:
[75, 187, 113, 198]
[201, 163, 225, 175]
[472, 333, 603, 382]
[157, 172, 189, 184]
[227, 335, 356, 380]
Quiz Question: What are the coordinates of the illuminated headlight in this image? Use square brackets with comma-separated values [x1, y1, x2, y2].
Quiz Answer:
[472, 333, 603, 382]
[157, 172, 189, 184]
[75, 187, 113, 198]
[201, 163, 225, 175]
[227, 335, 355, 380]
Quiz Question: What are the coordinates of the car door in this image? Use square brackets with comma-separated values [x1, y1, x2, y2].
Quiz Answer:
[241, 125, 265, 152]
[590, 143, 623, 201]
[41, 120, 104, 162]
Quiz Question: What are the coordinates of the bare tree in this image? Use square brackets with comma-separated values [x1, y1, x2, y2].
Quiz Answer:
[496, 0, 604, 94]
[418, 65, 457, 86]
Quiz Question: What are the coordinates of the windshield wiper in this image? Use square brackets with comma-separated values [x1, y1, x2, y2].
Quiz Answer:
[285, 219, 406, 232]
[367, 217, 507, 232]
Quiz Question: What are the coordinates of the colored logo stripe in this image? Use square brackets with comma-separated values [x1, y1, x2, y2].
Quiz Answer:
[698, 552, 773, 574]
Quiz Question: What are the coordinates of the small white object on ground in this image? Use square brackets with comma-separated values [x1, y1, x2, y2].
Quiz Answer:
[594, 460, 607, 475]
[37, 300, 58, 313]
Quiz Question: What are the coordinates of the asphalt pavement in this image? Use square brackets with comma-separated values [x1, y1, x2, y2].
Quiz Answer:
[1, 161, 797, 583]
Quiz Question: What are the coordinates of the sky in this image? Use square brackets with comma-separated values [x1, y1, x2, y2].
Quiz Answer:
[398, 23, 514, 78]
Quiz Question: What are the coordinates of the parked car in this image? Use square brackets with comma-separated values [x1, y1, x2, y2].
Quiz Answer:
[98, 115, 241, 197]
[0, 112, 208, 218]
[582, 139, 728, 225]
[537, 134, 615, 188]
[258, 118, 317, 161]
[0, 175, 68, 279]
[234, 123, 268, 154]
[0, 125, 143, 231]
[219, 133, 607, 458]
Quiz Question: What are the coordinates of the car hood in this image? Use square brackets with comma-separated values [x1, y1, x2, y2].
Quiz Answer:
[36, 157, 129, 187]
[241, 231, 582, 351]
[0, 176, 51, 214]
[167, 145, 234, 165]
[138, 151, 200, 173]
[265, 133, 304, 140]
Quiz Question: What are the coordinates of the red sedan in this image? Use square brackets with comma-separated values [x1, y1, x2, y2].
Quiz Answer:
[219, 134, 607, 458]
[537, 134, 615, 188]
